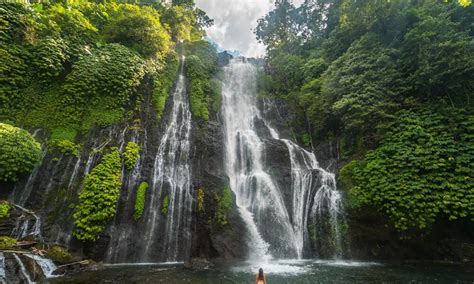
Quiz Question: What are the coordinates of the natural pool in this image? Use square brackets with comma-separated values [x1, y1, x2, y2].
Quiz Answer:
[47, 259, 473, 283]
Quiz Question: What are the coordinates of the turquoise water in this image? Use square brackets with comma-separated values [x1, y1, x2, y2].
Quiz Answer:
[47, 259, 473, 283]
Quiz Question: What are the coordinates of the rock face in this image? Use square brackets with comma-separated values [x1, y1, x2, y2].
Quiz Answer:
[1, 69, 249, 264]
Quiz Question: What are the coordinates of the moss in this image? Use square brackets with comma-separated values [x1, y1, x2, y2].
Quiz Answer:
[50, 128, 77, 142]
[0, 201, 11, 219]
[123, 142, 140, 170]
[215, 186, 233, 225]
[48, 139, 81, 157]
[197, 188, 204, 213]
[183, 41, 219, 122]
[73, 147, 122, 241]
[153, 54, 179, 121]
[161, 195, 169, 216]
[0, 236, 17, 249]
[46, 245, 72, 264]
[133, 182, 148, 220]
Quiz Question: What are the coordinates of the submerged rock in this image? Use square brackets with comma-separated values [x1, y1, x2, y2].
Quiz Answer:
[184, 258, 214, 270]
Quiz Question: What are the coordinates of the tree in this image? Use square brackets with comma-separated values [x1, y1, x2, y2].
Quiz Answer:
[255, 0, 300, 50]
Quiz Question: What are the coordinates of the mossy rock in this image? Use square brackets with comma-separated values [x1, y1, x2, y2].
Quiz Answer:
[0, 201, 12, 219]
[46, 245, 72, 264]
[0, 236, 17, 249]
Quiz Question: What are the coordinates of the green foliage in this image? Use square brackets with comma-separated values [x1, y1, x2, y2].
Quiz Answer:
[348, 109, 474, 231]
[45, 245, 72, 264]
[259, 0, 474, 235]
[73, 148, 122, 241]
[0, 236, 16, 249]
[0, 43, 30, 118]
[0, 0, 210, 139]
[161, 195, 169, 216]
[61, 43, 145, 129]
[321, 34, 403, 137]
[215, 186, 233, 225]
[40, 3, 97, 57]
[50, 128, 77, 142]
[134, 182, 148, 220]
[0, 201, 11, 219]
[31, 37, 68, 83]
[123, 142, 140, 170]
[153, 54, 179, 121]
[48, 139, 81, 157]
[161, 5, 202, 42]
[184, 41, 218, 121]
[104, 4, 170, 58]
[400, 7, 474, 105]
[0, 123, 42, 182]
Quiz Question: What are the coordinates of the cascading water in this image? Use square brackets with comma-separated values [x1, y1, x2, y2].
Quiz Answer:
[137, 56, 193, 262]
[24, 254, 58, 279]
[221, 58, 346, 260]
[13, 254, 33, 284]
[221, 59, 298, 259]
[0, 253, 5, 282]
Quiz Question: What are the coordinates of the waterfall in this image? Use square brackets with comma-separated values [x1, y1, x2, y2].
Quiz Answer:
[24, 254, 58, 278]
[11, 205, 42, 241]
[221, 59, 298, 259]
[13, 254, 33, 284]
[138, 56, 193, 262]
[221, 58, 346, 259]
[0, 253, 5, 282]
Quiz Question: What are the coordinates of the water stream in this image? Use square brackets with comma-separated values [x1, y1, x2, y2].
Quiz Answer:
[221, 58, 346, 260]
[133, 56, 193, 262]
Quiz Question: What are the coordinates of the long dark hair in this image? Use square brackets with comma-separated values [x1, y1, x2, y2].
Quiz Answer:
[258, 268, 264, 280]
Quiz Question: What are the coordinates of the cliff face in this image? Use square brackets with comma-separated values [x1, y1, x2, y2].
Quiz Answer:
[1, 70, 249, 263]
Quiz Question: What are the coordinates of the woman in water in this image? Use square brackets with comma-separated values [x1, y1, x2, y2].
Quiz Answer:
[256, 268, 266, 284]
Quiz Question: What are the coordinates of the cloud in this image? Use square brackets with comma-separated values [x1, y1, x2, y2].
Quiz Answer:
[195, 0, 274, 57]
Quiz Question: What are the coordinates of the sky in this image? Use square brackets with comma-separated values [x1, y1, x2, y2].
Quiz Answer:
[194, 0, 304, 58]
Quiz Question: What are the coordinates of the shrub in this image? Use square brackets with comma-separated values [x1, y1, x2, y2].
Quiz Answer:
[348, 109, 474, 231]
[0, 123, 42, 182]
[73, 148, 122, 241]
[104, 5, 170, 58]
[0, 201, 11, 219]
[48, 139, 81, 157]
[133, 182, 148, 220]
[60, 44, 145, 129]
[123, 142, 140, 170]
[215, 187, 233, 225]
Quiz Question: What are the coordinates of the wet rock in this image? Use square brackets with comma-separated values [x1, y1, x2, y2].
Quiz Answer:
[184, 258, 214, 270]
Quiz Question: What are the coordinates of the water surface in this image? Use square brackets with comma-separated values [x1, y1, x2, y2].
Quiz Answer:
[47, 259, 473, 283]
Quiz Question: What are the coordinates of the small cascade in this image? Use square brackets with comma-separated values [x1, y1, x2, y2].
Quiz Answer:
[0, 253, 6, 282]
[221, 58, 347, 260]
[13, 254, 33, 284]
[10, 148, 47, 207]
[24, 254, 58, 279]
[138, 56, 193, 262]
[11, 205, 42, 241]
